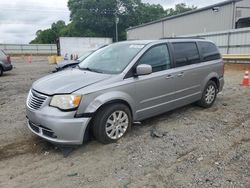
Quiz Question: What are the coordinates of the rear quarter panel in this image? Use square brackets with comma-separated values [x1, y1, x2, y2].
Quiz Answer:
[201, 59, 224, 91]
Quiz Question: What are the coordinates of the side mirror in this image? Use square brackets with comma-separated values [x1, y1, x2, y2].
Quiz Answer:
[136, 64, 152, 76]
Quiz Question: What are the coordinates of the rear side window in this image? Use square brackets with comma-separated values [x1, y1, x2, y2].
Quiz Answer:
[172, 42, 200, 67]
[138, 44, 171, 73]
[198, 41, 221, 61]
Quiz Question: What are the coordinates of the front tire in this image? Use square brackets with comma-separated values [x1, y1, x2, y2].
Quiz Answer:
[92, 103, 132, 144]
[197, 80, 217, 108]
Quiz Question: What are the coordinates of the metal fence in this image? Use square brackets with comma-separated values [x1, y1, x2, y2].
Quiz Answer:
[0, 44, 57, 55]
[182, 27, 250, 54]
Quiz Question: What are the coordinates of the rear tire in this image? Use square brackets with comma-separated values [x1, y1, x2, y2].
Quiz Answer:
[0, 66, 3, 77]
[197, 80, 217, 108]
[92, 103, 132, 144]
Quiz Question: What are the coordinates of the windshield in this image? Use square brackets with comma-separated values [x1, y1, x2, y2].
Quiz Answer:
[78, 43, 145, 74]
[77, 51, 94, 62]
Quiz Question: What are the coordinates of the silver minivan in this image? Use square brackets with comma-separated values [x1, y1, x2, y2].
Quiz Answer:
[26, 39, 224, 145]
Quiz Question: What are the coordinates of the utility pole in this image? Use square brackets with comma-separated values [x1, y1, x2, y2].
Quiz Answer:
[115, 16, 119, 42]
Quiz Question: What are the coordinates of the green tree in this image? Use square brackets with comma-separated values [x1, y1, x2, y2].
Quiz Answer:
[30, 2, 196, 43]
[167, 3, 197, 16]
[67, 0, 167, 40]
[30, 20, 67, 44]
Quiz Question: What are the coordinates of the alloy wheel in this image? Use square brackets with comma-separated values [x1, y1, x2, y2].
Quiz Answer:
[105, 111, 129, 140]
[205, 85, 216, 104]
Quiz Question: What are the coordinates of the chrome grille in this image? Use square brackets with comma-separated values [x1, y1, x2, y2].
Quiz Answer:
[27, 90, 47, 110]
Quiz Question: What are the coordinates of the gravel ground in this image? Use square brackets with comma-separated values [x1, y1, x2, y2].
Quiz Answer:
[0, 57, 249, 188]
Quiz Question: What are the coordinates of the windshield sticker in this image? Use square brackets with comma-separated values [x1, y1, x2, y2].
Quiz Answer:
[129, 44, 144, 49]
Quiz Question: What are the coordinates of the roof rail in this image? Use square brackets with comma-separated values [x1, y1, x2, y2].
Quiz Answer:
[160, 37, 205, 40]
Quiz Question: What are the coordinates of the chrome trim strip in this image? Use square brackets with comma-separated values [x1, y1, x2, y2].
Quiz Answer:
[137, 92, 201, 113]
[141, 84, 200, 104]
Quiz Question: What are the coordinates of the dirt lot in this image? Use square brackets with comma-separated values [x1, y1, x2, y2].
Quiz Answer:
[0, 57, 249, 188]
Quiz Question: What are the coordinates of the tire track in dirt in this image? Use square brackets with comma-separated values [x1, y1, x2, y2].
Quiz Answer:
[223, 113, 250, 134]
[0, 138, 54, 161]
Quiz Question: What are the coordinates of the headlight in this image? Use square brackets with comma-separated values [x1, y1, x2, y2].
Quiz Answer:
[50, 95, 82, 110]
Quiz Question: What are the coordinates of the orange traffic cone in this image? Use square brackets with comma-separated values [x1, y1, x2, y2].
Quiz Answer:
[240, 70, 250, 86]
[28, 55, 32, 64]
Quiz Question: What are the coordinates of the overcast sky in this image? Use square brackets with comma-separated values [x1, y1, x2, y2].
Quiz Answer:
[0, 0, 224, 44]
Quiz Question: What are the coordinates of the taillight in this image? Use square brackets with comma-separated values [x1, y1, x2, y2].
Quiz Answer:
[7, 55, 11, 63]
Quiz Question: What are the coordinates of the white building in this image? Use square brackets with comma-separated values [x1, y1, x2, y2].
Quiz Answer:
[127, 0, 250, 40]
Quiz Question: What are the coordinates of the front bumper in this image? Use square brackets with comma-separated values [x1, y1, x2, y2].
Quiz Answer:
[3, 64, 12, 71]
[26, 105, 91, 145]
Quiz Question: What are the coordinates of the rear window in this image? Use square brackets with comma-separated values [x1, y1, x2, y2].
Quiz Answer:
[172, 42, 200, 67]
[198, 41, 221, 61]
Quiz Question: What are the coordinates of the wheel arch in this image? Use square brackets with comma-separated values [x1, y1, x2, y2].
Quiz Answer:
[82, 91, 136, 118]
[203, 72, 220, 92]
[83, 98, 133, 144]
[210, 77, 220, 90]
[99, 99, 133, 116]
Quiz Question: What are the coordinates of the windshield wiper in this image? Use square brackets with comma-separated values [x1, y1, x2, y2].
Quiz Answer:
[79, 67, 104, 73]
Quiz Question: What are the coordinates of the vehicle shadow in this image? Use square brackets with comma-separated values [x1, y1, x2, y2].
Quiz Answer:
[16, 100, 223, 158]
[136, 95, 224, 129]
[0, 72, 15, 77]
[135, 103, 198, 128]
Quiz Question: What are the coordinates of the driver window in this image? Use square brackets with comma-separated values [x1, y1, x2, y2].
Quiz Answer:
[138, 45, 171, 73]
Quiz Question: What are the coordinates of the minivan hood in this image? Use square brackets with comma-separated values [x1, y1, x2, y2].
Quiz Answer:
[57, 60, 77, 68]
[32, 69, 111, 95]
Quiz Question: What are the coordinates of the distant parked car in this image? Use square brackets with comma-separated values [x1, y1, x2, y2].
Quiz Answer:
[0, 50, 12, 76]
[54, 50, 94, 72]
